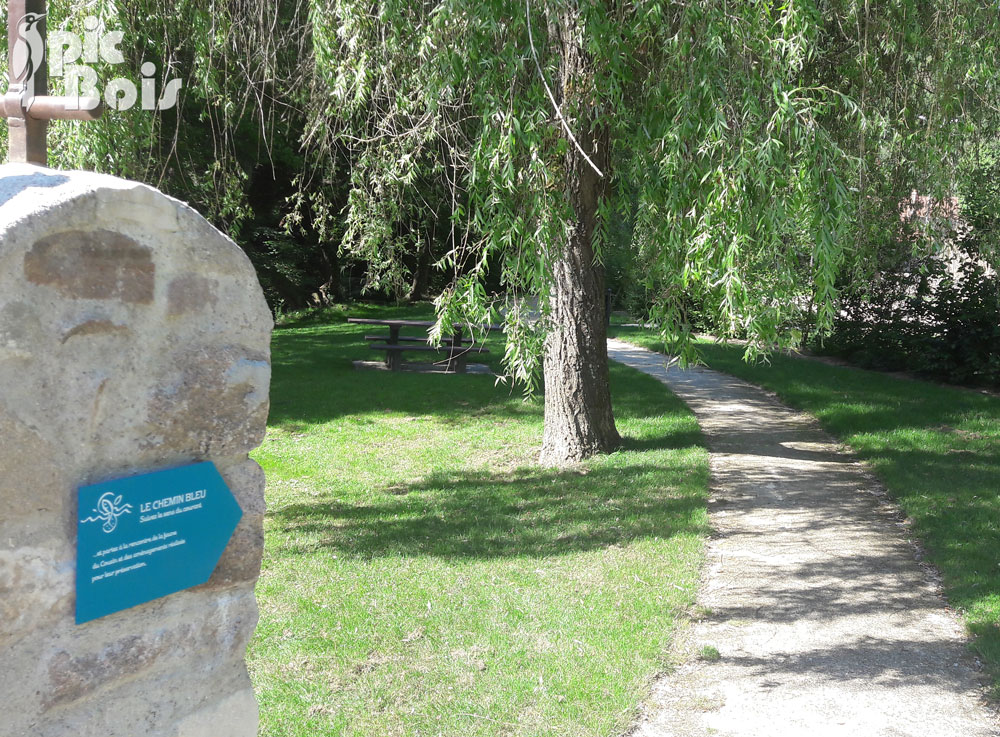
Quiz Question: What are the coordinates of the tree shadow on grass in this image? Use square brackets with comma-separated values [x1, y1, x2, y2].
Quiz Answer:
[266, 313, 709, 560]
[270, 461, 708, 560]
[619, 432, 703, 452]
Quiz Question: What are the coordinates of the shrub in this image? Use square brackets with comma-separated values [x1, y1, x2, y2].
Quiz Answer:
[819, 254, 1000, 388]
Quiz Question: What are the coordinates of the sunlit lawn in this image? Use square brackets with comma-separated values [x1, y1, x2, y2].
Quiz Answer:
[613, 326, 1000, 694]
[248, 306, 710, 736]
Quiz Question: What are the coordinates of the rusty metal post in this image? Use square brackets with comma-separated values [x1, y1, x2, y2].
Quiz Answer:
[7, 0, 48, 165]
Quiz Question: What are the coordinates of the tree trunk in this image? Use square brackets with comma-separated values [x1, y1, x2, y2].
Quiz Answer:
[408, 236, 432, 302]
[539, 229, 621, 466]
[539, 10, 621, 467]
[316, 240, 344, 304]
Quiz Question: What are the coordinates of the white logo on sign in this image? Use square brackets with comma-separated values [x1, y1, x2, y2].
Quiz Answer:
[80, 491, 133, 533]
[50, 16, 183, 111]
[10, 14, 183, 112]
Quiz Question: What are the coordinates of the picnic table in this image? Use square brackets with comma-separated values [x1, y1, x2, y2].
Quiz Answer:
[347, 318, 493, 373]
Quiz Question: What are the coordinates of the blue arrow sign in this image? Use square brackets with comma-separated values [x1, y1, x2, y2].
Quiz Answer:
[75, 461, 242, 624]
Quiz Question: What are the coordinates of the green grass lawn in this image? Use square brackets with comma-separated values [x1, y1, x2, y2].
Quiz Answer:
[247, 306, 710, 736]
[612, 327, 1000, 692]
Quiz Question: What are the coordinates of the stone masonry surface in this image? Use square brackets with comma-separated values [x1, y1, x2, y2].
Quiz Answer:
[0, 165, 272, 737]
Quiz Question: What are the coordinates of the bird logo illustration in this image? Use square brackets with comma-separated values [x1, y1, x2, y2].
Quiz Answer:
[11, 12, 46, 96]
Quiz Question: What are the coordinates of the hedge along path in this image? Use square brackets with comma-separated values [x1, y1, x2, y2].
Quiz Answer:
[607, 339, 999, 737]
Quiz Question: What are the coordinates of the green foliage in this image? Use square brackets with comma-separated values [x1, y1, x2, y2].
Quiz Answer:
[959, 137, 1000, 264]
[246, 226, 335, 309]
[303, 0, 1000, 379]
[698, 645, 721, 662]
[821, 253, 1000, 387]
[0, 0, 329, 311]
[2, 0, 298, 220]
[3, 1, 999, 368]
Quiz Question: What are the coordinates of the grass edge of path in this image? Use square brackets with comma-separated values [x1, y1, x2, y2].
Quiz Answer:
[611, 327, 1000, 698]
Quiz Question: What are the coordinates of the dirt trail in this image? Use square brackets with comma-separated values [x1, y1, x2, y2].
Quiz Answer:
[608, 339, 999, 737]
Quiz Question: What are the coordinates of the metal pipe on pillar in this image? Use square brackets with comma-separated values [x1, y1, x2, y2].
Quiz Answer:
[2, 0, 103, 165]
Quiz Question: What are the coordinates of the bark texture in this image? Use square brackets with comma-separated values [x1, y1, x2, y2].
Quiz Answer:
[538, 10, 621, 467]
[407, 237, 432, 302]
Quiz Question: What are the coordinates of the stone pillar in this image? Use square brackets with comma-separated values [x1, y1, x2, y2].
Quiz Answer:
[0, 165, 272, 737]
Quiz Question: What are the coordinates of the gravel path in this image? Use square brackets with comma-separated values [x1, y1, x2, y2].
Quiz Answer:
[607, 339, 999, 737]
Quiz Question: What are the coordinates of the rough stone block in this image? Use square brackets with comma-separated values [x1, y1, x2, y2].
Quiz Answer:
[0, 164, 272, 737]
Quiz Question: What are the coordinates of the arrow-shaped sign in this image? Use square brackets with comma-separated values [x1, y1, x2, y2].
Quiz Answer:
[75, 461, 242, 624]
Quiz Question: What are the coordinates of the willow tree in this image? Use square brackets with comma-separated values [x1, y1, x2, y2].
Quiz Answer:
[304, 0, 997, 465]
[25, 1, 991, 465]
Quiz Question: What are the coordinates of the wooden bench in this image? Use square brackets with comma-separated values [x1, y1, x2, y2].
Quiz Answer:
[367, 343, 489, 373]
[364, 335, 475, 344]
[347, 318, 492, 373]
